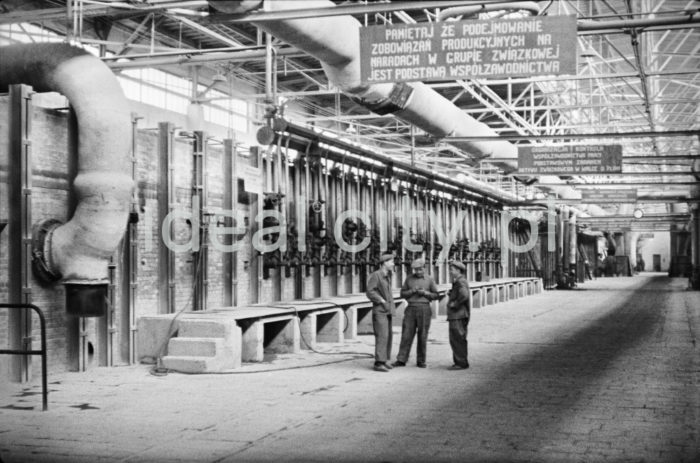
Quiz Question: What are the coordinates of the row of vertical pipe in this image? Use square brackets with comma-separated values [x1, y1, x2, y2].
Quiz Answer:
[237, 133, 508, 299]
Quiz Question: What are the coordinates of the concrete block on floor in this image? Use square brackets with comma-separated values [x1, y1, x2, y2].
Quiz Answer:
[508, 283, 517, 300]
[161, 355, 216, 373]
[471, 288, 483, 308]
[316, 309, 343, 343]
[343, 306, 358, 340]
[161, 319, 242, 372]
[300, 313, 318, 350]
[497, 284, 508, 302]
[356, 306, 373, 334]
[179, 319, 231, 338]
[241, 320, 264, 362]
[300, 309, 344, 349]
[135, 314, 177, 364]
[168, 337, 223, 357]
[241, 315, 300, 362]
[485, 286, 496, 305]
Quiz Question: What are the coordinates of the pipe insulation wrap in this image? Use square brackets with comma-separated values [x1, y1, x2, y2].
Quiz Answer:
[437, 2, 541, 21]
[208, 0, 263, 14]
[0, 43, 134, 282]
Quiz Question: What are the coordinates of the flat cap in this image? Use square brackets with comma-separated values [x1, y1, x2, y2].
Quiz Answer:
[379, 253, 395, 263]
[449, 261, 466, 272]
[411, 258, 425, 269]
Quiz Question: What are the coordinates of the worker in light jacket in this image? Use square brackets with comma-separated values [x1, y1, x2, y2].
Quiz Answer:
[393, 258, 439, 368]
[365, 253, 396, 372]
[446, 261, 470, 370]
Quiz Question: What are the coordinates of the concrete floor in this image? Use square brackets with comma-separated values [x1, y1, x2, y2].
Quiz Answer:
[0, 273, 698, 463]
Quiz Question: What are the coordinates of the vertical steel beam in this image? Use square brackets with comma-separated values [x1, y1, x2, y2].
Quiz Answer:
[294, 157, 303, 299]
[103, 258, 116, 366]
[66, 103, 83, 371]
[222, 139, 234, 307]
[690, 207, 700, 290]
[327, 161, 338, 296]
[8, 84, 33, 382]
[256, 147, 263, 304]
[275, 140, 284, 300]
[192, 131, 208, 311]
[125, 115, 140, 363]
[157, 122, 175, 314]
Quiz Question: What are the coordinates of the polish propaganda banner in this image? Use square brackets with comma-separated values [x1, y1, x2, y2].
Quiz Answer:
[359, 15, 577, 83]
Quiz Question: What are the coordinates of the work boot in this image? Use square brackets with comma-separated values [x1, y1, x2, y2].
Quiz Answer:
[448, 364, 468, 370]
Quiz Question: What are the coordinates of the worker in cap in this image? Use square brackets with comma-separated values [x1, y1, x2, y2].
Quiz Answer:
[446, 261, 470, 370]
[365, 253, 396, 372]
[393, 257, 439, 368]
[449, 261, 466, 273]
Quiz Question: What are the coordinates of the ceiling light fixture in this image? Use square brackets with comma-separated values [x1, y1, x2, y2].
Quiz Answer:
[212, 72, 228, 83]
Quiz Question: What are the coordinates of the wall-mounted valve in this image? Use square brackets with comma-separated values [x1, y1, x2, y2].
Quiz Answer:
[431, 243, 443, 265]
[341, 218, 358, 244]
[263, 192, 284, 209]
[308, 199, 325, 235]
[262, 249, 282, 273]
[368, 229, 382, 266]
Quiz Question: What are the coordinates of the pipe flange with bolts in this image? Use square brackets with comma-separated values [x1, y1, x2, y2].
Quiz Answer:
[31, 218, 63, 284]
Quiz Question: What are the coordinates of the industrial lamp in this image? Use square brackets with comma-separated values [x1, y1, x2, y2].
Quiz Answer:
[212, 72, 228, 83]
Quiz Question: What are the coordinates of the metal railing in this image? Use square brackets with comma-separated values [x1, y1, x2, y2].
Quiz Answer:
[0, 303, 48, 411]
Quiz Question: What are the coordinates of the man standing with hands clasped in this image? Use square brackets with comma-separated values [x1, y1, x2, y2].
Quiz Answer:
[446, 261, 471, 370]
[366, 253, 396, 372]
[393, 258, 439, 368]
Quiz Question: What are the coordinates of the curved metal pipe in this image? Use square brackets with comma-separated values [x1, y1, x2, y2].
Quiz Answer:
[0, 43, 133, 284]
[437, 2, 541, 21]
[208, 0, 262, 14]
[578, 13, 700, 31]
[209, 0, 516, 161]
[205, 1, 613, 212]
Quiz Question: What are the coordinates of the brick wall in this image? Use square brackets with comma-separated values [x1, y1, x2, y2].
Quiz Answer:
[1, 94, 503, 376]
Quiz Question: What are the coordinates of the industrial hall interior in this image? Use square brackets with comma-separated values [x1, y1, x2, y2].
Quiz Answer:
[0, 0, 699, 462]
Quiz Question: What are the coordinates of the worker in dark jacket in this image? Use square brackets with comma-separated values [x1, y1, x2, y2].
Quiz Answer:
[394, 258, 439, 368]
[365, 253, 396, 372]
[446, 261, 470, 370]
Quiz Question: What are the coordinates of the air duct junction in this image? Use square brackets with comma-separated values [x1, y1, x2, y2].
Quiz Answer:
[0, 43, 133, 316]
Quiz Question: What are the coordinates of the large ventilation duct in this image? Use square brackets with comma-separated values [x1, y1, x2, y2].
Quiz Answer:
[0, 43, 133, 313]
[437, 2, 542, 21]
[209, 0, 516, 161]
[208, 1, 609, 213]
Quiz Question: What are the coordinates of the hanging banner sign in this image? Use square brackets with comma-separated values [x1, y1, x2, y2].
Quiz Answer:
[517, 145, 623, 175]
[239, 165, 263, 194]
[581, 189, 638, 203]
[359, 15, 577, 83]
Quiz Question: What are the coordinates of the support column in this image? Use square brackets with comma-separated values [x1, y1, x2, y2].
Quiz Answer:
[8, 84, 33, 382]
[192, 131, 208, 311]
[222, 139, 234, 307]
[624, 232, 640, 274]
[569, 211, 577, 281]
[691, 206, 700, 290]
[158, 122, 176, 314]
[555, 206, 565, 287]
[123, 114, 141, 364]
